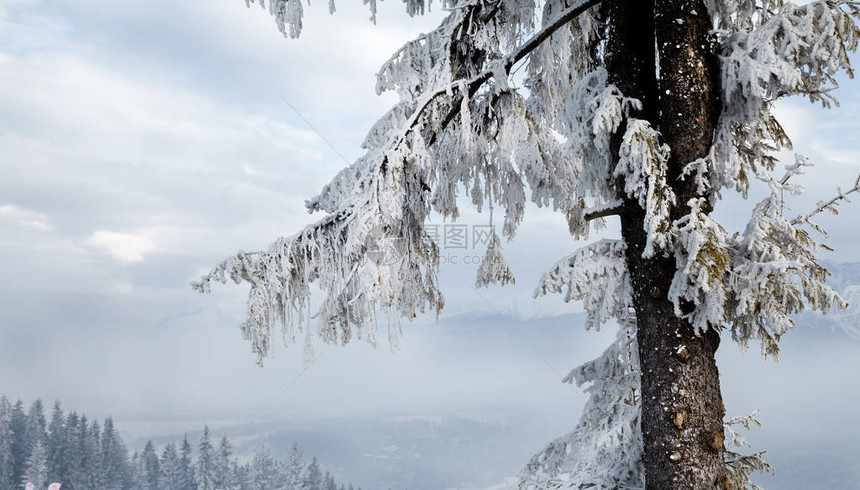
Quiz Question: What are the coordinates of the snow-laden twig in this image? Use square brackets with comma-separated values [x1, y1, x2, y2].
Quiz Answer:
[792, 172, 860, 233]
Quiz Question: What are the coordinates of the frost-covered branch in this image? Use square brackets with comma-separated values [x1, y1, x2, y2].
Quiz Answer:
[534, 239, 631, 330]
[699, 0, 860, 195]
[723, 411, 775, 490]
[195, 0, 609, 363]
[792, 172, 860, 232]
[727, 163, 848, 357]
[246, 0, 452, 38]
[420, 0, 604, 146]
[520, 317, 642, 489]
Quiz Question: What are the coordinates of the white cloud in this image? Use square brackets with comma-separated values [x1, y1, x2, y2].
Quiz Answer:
[87, 230, 155, 263]
[0, 204, 53, 230]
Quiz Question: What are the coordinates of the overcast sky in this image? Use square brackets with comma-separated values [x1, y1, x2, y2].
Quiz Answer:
[1, 0, 859, 477]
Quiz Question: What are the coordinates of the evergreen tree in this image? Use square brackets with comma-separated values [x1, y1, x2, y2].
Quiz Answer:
[83, 419, 103, 489]
[233, 463, 252, 490]
[62, 412, 83, 489]
[159, 443, 184, 490]
[21, 439, 47, 490]
[9, 400, 27, 486]
[142, 440, 160, 490]
[215, 435, 236, 490]
[303, 457, 323, 490]
[45, 401, 65, 484]
[130, 451, 146, 490]
[100, 417, 129, 490]
[24, 399, 46, 469]
[0, 396, 14, 490]
[323, 471, 337, 490]
[179, 435, 195, 490]
[283, 443, 305, 490]
[196, 427, 216, 490]
[76, 415, 95, 489]
[250, 444, 279, 490]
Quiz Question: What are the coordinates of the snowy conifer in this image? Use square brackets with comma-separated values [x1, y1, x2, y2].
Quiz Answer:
[160, 443, 184, 490]
[10, 400, 27, 486]
[197, 0, 860, 487]
[323, 472, 337, 490]
[197, 427, 216, 490]
[216, 435, 237, 490]
[142, 439, 160, 490]
[62, 411, 84, 488]
[21, 439, 47, 490]
[100, 417, 129, 490]
[130, 451, 147, 490]
[303, 456, 323, 490]
[0, 396, 14, 489]
[179, 435, 196, 490]
[84, 419, 103, 489]
[283, 443, 305, 490]
[45, 402, 65, 484]
[250, 443, 279, 490]
[234, 462, 253, 490]
[24, 400, 46, 468]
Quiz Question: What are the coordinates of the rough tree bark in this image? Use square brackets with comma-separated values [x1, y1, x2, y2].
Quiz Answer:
[606, 0, 727, 488]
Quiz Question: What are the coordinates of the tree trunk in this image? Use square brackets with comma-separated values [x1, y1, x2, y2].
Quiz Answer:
[606, 1, 727, 488]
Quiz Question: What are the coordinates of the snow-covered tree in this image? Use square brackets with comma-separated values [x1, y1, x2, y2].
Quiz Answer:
[24, 400, 46, 469]
[250, 443, 280, 490]
[45, 402, 65, 484]
[160, 443, 184, 490]
[142, 439, 160, 490]
[62, 411, 83, 489]
[234, 462, 253, 490]
[100, 417, 130, 490]
[323, 472, 337, 490]
[130, 451, 146, 490]
[196, 427, 216, 490]
[83, 419, 103, 489]
[0, 396, 14, 489]
[195, 0, 860, 487]
[215, 435, 237, 490]
[21, 439, 47, 490]
[9, 400, 27, 486]
[303, 456, 323, 490]
[179, 435, 196, 490]
[283, 443, 305, 490]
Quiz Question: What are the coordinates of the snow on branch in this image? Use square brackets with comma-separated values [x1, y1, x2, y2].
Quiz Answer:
[791, 172, 860, 234]
[534, 239, 632, 330]
[520, 317, 642, 489]
[727, 160, 847, 358]
[246, 0, 450, 38]
[525, 0, 600, 119]
[709, 0, 860, 194]
[196, 0, 605, 362]
[475, 229, 515, 287]
[669, 155, 849, 355]
[555, 68, 642, 238]
[668, 198, 731, 333]
[614, 119, 675, 257]
[724, 411, 775, 490]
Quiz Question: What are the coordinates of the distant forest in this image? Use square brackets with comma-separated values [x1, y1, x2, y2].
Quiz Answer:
[0, 396, 360, 490]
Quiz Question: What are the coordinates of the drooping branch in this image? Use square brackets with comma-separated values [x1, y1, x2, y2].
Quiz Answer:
[193, 0, 605, 362]
[412, 0, 603, 145]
